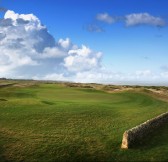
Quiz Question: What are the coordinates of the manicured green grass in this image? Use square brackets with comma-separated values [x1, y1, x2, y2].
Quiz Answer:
[0, 82, 168, 161]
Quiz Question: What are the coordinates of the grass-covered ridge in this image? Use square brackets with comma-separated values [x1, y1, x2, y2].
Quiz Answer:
[0, 80, 168, 161]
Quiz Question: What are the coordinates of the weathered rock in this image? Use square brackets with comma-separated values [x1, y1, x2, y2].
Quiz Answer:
[121, 112, 168, 149]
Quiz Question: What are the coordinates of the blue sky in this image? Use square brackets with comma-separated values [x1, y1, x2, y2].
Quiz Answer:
[0, 0, 168, 85]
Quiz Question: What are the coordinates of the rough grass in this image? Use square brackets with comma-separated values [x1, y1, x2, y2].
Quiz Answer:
[0, 82, 168, 161]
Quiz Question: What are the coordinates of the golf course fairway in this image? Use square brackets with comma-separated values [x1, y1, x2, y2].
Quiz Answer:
[0, 81, 168, 161]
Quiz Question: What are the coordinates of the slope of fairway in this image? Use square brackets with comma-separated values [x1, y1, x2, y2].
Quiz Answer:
[0, 83, 168, 161]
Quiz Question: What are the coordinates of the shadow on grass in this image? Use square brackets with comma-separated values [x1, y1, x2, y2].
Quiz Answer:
[133, 124, 168, 149]
[0, 99, 8, 101]
[0, 83, 16, 88]
[41, 100, 55, 105]
[0, 141, 10, 162]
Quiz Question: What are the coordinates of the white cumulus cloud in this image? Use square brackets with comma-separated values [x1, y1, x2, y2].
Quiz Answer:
[1, 10, 168, 84]
[64, 45, 102, 72]
[125, 13, 166, 27]
[96, 13, 115, 24]
[95, 12, 166, 28]
[58, 38, 72, 49]
[0, 10, 103, 79]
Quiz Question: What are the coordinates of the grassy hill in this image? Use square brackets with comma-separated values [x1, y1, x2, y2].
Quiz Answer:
[0, 81, 168, 161]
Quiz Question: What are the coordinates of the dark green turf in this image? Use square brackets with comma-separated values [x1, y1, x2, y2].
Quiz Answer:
[0, 83, 168, 161]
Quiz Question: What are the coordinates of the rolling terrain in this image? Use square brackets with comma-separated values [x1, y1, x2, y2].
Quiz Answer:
[0, 80, 168, 161]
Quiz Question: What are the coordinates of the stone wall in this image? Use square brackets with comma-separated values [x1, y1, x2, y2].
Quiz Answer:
[121, 112, 168, 149]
